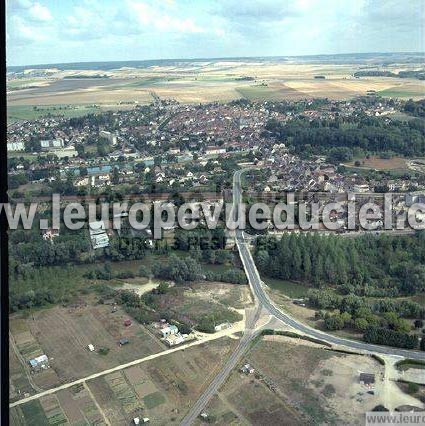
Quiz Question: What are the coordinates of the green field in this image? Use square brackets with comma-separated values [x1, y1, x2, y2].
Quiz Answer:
[378, 88, 425, 98]
[7, 79, 48, 89]
[264, 277, 310, 298]
[143, 391, 166, 409]
[20, 400, 48, 426]
[236, 85, 282, 100]
[7, 104, 102, 124]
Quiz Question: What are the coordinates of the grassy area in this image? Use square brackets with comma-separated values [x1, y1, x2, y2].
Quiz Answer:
[412, 294, 425, 307]
[378, 88, 425, 98]
[264, 277, 310, 298]
[143, 391, 166, 409]
[396, 359, 425, 371]
[7, 78, 48, 89]
[7, 104, 102, 123]
[20, 400, 48, 426]
[236, 85, 281, 100]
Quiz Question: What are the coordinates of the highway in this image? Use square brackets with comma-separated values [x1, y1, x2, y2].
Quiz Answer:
[181, 168, 424, 425]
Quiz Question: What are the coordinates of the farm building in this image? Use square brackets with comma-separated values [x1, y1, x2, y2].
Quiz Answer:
[165, 333, 185, 347]
[359, 373, 375, 385]
[241, 363, 255, 374]
[29, 354, 49, 371]
[124, 319, 132, 326]
[160, 325, 179, 338]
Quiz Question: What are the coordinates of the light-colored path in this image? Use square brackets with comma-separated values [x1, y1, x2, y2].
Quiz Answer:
[83, 382, 111, 426]
[10, 328, 240, 409]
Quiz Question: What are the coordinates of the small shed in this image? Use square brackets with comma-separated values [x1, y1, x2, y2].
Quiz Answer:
[124, 319, 132, 327]
[88, 344, 95, 352]
[119, 338, 129, 346]
[359, 373, 375, 385]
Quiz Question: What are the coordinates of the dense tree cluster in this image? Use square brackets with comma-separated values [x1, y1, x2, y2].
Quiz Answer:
[255, 232, 425, 296]
[174, 227, 226, 251]
[265, 115, 425, 158]
[151, 254, 202, 284]
[363, 326, 418, 349]
[354, 70, 425, 80]
[405, 99, 425, 118]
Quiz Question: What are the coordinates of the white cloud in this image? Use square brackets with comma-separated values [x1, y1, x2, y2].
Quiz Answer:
[126, 1, 203, 33]
[27, 2, 52, 21]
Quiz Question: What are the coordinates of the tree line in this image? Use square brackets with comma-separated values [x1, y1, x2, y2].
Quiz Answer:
[255, 232, 425, 297]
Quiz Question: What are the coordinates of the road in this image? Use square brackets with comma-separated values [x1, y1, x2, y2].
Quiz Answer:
[234, 168, 424, 361]
[181, 167, 425, 425]
[180, 308, 262, 425]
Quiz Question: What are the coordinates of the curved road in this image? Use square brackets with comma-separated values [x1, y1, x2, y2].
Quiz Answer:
[181, 168, 424, 425]
[234, 168, 424, 361]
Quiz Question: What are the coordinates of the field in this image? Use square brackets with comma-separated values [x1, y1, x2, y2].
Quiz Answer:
[263, 278, 310, 299]
[200, 336, 421, 424]
[9, 301, 165, 396]
[86, 337, 237, 424]
[10, 384, 107, 425]
[7, 104, 104, 124]
[344, 156, 409, 172]
[7, 61, 425, 116]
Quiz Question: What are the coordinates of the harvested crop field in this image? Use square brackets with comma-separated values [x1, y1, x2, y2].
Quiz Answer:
[8, 60, 424, 108]
[348, 156, 408, 171]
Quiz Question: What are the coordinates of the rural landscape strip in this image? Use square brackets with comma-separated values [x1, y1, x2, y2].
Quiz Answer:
[9, 330, 234, 408]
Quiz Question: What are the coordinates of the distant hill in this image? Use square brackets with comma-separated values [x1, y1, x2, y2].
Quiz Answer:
[8, 52, 425, 73]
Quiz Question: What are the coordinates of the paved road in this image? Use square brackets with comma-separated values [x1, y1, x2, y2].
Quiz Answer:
[181, 167, 424, 425]
[180, 308, 262, 425]
[234, 168, 424, 361]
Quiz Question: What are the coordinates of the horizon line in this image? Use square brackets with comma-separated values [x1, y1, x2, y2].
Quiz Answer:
[7, 50, 425, 70]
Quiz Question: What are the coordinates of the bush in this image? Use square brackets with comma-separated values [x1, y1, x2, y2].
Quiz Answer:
[116, 271, 135, 279]
[322, 384, 336, 397]
[98, 347, 110, 355]
[139, 265, 151, 277]
[407, 383, 419, 394]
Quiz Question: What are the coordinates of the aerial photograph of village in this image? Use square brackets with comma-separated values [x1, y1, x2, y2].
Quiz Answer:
[4, 0, 425, 425]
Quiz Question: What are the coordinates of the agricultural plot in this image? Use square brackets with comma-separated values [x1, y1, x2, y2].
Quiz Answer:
[10, 400, 48, 426]
[9, 342, 34, 402]
[87, 337, 237, 424]
[10, 383, 106, 425]
[8, 60, 424, 108]
[105, 371, 142, 414]
[39, 394, 68, 425]
[7, 104, 103, 124]
[9, 303, 164, 388]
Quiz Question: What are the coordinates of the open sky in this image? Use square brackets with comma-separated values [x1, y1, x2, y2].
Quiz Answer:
[6, 0, 425, 66]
